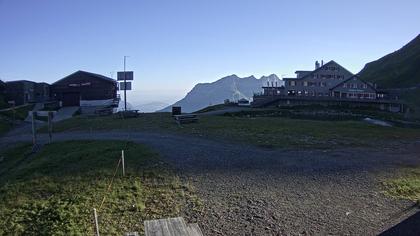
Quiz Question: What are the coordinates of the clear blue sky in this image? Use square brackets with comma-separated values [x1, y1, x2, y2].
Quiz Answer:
[1, 0, 419, 104]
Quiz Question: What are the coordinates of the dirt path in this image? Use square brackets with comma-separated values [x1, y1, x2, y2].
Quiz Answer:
[1, 130, 420, 235]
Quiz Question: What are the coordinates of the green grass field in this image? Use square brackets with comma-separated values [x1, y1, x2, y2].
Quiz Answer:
[0, 104, 34, 135]
[0, 141, 201, 235]
[0, 119, 12, 135]
[384, 168, 420, 204]
[0, 95, 8, 109]
[42, 113, 420, 149]
[0, 104, 34, 120]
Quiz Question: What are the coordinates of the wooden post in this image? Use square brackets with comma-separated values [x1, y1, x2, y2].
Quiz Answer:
[122, 150, 125, 176]
[12, 102, 16, 125]
[47, 111, 53, 143]
[31, 111, 37, 146]
[93, 208, 100, 236]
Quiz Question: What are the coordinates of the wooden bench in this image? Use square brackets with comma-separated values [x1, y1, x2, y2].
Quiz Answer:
[94, 107, 114, 116]
[144, 217, 203, 236]
[118, 110, 140, 118]
[173, 114, 198, 125]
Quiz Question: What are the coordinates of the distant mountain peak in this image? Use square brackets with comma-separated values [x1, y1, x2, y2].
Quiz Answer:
[159, 73, 282, 113]
[260, 74, 279, 80]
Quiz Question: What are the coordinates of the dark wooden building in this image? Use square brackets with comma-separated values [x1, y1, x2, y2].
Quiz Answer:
[4, 80, 50, 105]
[0, 80, 5, 93]
[51, 71, 118, 107]
[35, 82, 50, 102]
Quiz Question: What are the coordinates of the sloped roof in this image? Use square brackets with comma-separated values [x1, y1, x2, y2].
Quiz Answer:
[287, 60, 354, 80]
[5, 80, 36, 84]
[329, 75, 377, 91]
[53, 70, 116, 85]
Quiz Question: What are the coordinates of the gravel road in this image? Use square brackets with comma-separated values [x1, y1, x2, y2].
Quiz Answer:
[1, 129, 420, 235]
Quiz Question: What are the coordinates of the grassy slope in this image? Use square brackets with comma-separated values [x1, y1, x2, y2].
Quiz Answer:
[359, 34, 420, 88]
[42, 113, 420, 149]
[0, 141, 200, 235]
[0, 104, 34, 120]
[0, 94, 8, 109]
[0, 121, 12, 135]
[384, 168, 420, 204]
[358, 34, 420, 117]
[194, 104, 228, 113]
[0, 104, 34, 135]
[401, 88, 420, 117]
[0, 95, 11, 134]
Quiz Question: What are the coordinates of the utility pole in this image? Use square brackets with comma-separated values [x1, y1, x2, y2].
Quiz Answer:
[124, 56, 128, 111]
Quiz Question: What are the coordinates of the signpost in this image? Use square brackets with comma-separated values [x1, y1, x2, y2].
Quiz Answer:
[119, 81, 132, 91]
[117, 57, 134, 111]
[117, 71, 133, 81]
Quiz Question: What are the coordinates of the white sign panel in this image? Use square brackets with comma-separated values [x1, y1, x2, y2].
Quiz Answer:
[119, 81, 132, 90]
[117, 71, 134, 81]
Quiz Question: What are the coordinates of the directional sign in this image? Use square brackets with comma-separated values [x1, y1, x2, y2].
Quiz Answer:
[117, 71, 134, 81]
[119, 81, 132, 90]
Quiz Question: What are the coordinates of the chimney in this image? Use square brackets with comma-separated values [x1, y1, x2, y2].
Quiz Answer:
[321, 60, 324, 66]
[315, 60, 320, 69]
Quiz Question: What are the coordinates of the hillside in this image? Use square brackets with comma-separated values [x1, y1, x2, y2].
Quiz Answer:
[160, 74, 282, 113]
[0, 141, 199, 234]
[358, 34, 420, 88]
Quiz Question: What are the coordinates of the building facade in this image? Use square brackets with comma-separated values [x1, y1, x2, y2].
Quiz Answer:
[51, 70, 118, 107]
[283, 60, 354, 97]
[35, 82, 50, 102]
[4, 80, 35, 105]
[330, 75, 377, 99]
[252, 60, 404, 112]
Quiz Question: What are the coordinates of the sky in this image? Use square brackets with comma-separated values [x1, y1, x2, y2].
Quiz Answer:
[1, 0, 419, 107]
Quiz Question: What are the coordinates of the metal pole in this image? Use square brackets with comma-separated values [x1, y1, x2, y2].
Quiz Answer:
[31, 111, 37, 146]
[93, 208, 100, 236]
[122, 150, 125, 176]
[124, 56, 127, 111]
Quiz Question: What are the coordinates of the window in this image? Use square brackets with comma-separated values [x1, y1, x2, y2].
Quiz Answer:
[303, 81, 308, 86]
[290, 81, 296, 86]
[343, 83, 347, 88]
[321, 82, 326, 87]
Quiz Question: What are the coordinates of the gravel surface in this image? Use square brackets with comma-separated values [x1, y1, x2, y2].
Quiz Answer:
[1, 128, 420, 235]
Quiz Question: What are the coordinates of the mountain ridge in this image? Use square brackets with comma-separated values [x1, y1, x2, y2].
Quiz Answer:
[358, 34, 420, 88]
[159, 74, 282, 113]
